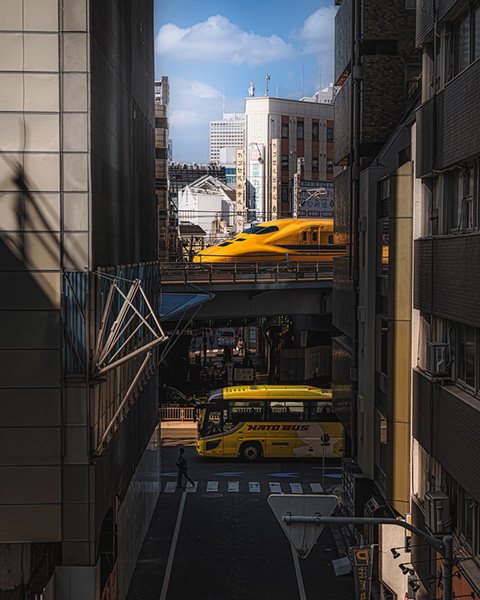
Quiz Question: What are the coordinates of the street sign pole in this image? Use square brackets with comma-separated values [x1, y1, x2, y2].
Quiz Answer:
[280, 515, 453, 600]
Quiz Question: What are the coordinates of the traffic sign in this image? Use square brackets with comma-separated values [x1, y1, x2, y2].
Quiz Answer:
[268, 494, 338, 558]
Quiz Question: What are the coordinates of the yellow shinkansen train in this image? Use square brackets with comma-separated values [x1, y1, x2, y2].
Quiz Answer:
[193, 218, 345, 263]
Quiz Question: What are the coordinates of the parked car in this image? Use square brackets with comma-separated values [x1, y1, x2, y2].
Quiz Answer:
[217, 327, 236, 347]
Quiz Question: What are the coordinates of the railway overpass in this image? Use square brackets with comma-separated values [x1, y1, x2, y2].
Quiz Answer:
[158, 261, 333, 320]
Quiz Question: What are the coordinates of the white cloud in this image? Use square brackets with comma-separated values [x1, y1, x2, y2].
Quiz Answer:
[155, 15, 295, 66]
[190, 81, 221, 99]
[293, 6, 337, 55]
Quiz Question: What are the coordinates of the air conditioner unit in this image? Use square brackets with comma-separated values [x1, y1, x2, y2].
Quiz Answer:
[425, 490, 451, 535]
[426, 342, 449, 376]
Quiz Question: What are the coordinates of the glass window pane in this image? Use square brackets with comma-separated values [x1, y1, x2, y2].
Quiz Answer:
[458, 324, 466, 382]
[466, 327, 476, 387]
[475, 3, 480, 60]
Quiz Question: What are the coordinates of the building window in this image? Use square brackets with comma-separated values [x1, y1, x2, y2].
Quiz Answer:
[454, 323, 477, 390]
[281, 154, 289, 170]
[297, 120, 304, 140]
[281, 185, 290, 204]
[312, 157, 319, 172]
[312, 122, 319, 141]
[443, 170, 460, 232]
[326, 158, 333, 173]
[281, 122, 289, 138]
[454, 11, 470, 75]
[405, 0, 415, 8]
[327, 127, 334, 142]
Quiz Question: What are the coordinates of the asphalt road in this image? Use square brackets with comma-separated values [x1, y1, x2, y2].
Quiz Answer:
[126, 425, 354, 600]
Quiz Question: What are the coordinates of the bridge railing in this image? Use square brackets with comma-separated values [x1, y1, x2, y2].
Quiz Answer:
[159, 407, 196, 421]
[158, 261, 333, 285]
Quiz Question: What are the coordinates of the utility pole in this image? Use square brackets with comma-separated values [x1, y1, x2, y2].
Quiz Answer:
[292, 157, 304, 218]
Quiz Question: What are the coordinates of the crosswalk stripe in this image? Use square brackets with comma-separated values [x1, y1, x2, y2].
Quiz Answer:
[228, 481, 239, 492]
[186, 482, 198, 493]
[249, 482, 260, 493]
[206, 481, 218, 492]
[310, 483, 323, 493]
[269, 482, 283, 494]
[289, 483, 303, 494]
[164, 482, 177, 494]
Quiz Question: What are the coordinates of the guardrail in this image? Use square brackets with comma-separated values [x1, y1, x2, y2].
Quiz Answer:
[158, 261, 333, 285]
[159, 407, 195, 421]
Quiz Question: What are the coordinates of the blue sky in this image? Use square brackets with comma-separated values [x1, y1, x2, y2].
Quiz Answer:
[154, 1, 337, 163]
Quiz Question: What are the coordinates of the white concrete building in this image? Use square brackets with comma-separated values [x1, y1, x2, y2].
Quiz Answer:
[209, 113, 245, 163]
[243, 94, 335, 223]
[177, 176, 236, 240]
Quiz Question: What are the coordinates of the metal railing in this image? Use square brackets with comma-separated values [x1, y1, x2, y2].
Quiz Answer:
[159, 260, 333, 285]
[159, 407, 196, 421]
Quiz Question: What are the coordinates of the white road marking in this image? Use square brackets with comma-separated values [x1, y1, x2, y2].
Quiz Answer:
[249, 482, 260, 493]
[291, 543, 307, 600]
[186, 482, 198, 493]
[164, 482, 177, 494]
[207, 481, 218, 492]
[290, 483, 303, 494]
[159, 488, 188, 600]
[269, 482, 283, 494]
[310, 483, 324, 493]
[228, 481, 239, 492]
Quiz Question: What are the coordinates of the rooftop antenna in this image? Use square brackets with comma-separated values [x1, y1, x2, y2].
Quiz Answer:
[276, 84, 278, 98]
[265, 73, 270, 97]
[248, 82, 255, 97]
[301, 64, 304, 98]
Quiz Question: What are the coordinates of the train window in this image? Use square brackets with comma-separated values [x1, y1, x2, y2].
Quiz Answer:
[243, 225, 279, 235]
[313, 232, 318, 242]
[328, 235, 334, 244]
[219, 242, 232, 247]
[302, 232, 307, 241]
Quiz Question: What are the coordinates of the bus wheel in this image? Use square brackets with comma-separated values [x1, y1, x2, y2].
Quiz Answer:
[240, 442, 262, 462]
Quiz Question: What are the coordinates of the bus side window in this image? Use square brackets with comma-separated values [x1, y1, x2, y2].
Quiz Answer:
[230, 400, 264, 423]
[269, 401, 308, 421]
[310, 402, 336, 422]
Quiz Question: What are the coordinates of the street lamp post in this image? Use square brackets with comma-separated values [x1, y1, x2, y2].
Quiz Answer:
[282, 515, 453, 600]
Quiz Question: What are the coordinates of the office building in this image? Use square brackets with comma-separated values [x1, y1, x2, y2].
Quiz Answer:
[155, 77, 180, 261]
[209, 113, 246, 163]
[242, 94, 334, 228]
[332, 0, 420, 597]
[0, 2, 161, 598]
[411, 0, 480, 598]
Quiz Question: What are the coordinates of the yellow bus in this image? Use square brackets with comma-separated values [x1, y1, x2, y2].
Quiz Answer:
[196, 385, 343, 461]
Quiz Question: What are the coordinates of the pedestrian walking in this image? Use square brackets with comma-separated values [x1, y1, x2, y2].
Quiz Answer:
[176, 447, 194, 489]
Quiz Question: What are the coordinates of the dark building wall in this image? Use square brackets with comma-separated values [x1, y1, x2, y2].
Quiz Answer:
[333, 255, 355, 338]
[332, 337, 353, 438]
[414, 235, 480, 328]
[334, 167, 352, 245]
[335, 0, 353, 85]
[413, 369, 480, 502]
[333, 77, 352, 165]
[417, 60, 480, 176]
[90, 0, 156, 267]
